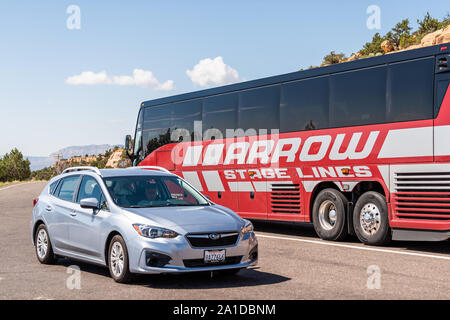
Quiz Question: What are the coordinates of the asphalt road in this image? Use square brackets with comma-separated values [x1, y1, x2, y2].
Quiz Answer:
[1, 182, 449, 300]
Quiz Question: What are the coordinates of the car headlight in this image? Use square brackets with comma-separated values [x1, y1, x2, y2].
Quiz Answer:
[132, 224, 179, 239]
[241, 220, 254, 235]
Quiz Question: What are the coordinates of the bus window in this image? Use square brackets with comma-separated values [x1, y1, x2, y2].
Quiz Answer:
[143, 104, 173, 157]
[280, 76, 329, 132]
[330, 65, 387, 128]
[134, 110, 144, 161]
[203, 93, 238, 138]
[171, 99, 202, 140]
[387, 57, 434, 122]
[239, 85, 280, 134]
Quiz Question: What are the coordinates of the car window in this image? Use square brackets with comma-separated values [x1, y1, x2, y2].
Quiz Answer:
[56, 176, 81, 202]
[49, 180, 60, 195]
[99, 193, 108, 211]
[77, 176, 103, 203]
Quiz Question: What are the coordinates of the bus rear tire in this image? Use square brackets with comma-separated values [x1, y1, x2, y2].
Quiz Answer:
[353, 191, 391, 246]
[312, 188, 348, 241]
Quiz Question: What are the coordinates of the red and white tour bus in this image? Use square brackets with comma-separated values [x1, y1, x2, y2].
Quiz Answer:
[125, 42, 450, 245]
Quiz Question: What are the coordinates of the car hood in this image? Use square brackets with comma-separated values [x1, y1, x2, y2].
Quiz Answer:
[123, 205, 243, 234]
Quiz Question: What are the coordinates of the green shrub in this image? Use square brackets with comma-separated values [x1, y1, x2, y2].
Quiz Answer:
[0, 149, 31, 182]
[417, 12, 439, 35]
[321, 51, 346, 66]
[360, 33, 385, 56]
[31, 167, 58, 181]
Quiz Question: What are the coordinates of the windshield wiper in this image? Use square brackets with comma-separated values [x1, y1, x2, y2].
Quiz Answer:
[164, 203, 200, 207]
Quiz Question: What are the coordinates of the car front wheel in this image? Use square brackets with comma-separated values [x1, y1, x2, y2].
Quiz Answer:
[108, 235, 133, 283]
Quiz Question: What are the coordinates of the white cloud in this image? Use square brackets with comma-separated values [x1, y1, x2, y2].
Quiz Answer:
[113, 69, 174, 91]
[65, 71, 111, 85]
[65, 69, 174, 91]
[186, 56, 239, 87]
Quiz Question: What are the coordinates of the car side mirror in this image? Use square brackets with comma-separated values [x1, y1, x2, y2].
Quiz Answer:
[80, 198, 99, 210]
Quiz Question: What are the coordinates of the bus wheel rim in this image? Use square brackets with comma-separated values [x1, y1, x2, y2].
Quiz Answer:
[318, 200, 337, 231]
[359, 203, 381, 236]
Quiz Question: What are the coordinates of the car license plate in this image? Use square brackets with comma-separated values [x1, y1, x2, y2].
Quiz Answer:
[204, 250, 226, 263]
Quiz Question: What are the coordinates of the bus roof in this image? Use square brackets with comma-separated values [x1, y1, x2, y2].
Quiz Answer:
[141, 42, 450, 108]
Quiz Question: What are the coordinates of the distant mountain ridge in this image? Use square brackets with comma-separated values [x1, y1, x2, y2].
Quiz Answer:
[25, 144, 122, 171]
[50, 144, 121, 160]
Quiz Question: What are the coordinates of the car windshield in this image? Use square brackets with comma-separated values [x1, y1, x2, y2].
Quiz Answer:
[103, 175, 210, 208]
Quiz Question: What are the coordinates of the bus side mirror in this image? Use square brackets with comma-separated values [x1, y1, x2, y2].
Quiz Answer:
[125, 135, 133, 157]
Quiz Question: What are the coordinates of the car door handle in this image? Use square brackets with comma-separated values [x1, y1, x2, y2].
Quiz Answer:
[70, 210, 77, 216]
[45, 206, 53, 212]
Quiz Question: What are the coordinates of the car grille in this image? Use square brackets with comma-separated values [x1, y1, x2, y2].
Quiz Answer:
[183, 256, 243, 268]
[393, 172, 450, 221]
[186, 232, 239, 248]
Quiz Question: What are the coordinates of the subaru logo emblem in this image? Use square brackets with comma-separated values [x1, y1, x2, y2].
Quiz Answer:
[208, 233, 221, 240]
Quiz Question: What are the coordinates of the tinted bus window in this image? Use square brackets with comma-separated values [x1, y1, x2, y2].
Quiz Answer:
[239, 85, 280, 134]
[143, 104, 173, 157]
[387, 57, 434, 122]
[171, 99, 202, 139]
[331, 65, 387, 127]
[280, 76, 329, 132]
[203, 93, 238, 137]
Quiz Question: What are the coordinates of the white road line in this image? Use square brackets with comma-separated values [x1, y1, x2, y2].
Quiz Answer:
[257, 234, 450, 261]
[0, 181, 40, 192]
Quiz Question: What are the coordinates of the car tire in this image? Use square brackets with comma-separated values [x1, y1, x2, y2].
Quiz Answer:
[312, 188, 348, 241]
[35, 224, 56, 264]
[353, 191, 391, 246]
[108, 235, 133, 283]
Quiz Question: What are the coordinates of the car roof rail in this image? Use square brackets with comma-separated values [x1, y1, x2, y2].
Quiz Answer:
[62, 166, 102, 176]
[128, 166, 171, 174]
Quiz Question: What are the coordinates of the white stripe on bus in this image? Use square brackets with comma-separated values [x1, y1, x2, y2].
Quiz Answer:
[181, 171, 203, 191]
[378, 127, 433, 159]
[202, 171, 225, 192]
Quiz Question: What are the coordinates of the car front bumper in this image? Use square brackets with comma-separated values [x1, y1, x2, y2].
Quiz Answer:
[127, 231, 258, 274]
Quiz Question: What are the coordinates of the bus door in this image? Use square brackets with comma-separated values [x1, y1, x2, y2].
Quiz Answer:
[434, 55, 450, 162]
[200, 169, 239, 212]
[222, 136, 268, 219]
[236, 167, 268, 220]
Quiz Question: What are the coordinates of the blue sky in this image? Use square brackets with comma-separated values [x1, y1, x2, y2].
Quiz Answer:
[0, 0, 449, 156]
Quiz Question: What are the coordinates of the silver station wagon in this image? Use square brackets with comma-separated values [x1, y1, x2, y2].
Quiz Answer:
[31, 166, 258, 283]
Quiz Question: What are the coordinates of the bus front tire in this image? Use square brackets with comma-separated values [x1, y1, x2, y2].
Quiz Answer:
[312, 188, 348, 241]
[353, 191, 391, 246]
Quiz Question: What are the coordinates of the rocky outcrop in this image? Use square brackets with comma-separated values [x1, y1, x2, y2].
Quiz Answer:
[435, 25, 450, 45]
[381, 40, 395, 53]
[343, 25, 450, 63]
[106, 149, 126, 168]
[419, 25, 450, 47]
